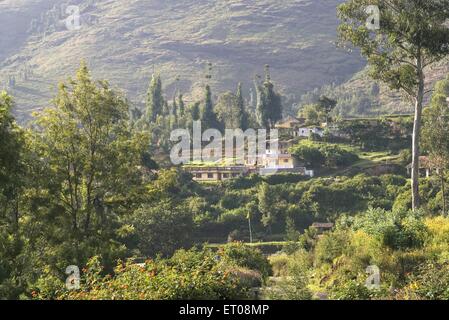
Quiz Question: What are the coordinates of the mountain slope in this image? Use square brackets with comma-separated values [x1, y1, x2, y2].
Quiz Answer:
[0, 0, 366, 121]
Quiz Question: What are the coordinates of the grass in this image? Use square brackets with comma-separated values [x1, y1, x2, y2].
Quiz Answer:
[320, 144, 401, 177]
[206, 241, 291, 255]
[206, 241, 290, 248]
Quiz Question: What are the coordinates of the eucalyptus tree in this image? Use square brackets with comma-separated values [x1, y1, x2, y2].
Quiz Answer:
[338, 0, 449, 210]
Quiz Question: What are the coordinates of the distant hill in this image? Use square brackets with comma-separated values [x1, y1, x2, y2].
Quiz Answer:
[320, 58, 449, 117]
[1, 0, 448, 122]
[0, 0, 366, 121]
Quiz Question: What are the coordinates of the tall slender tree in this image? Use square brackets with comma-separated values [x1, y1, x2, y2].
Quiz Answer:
[422, 75, 449, 215]
[236, 82, 249, 130]
[200, 85, 219, 129]
[0, 91, 27, 299]
[172, 95, 178, 117]
[178, 94, 185, 118]
[0, 91, 24, 229]
[190, 102, 201, 122]
[338, 0, 449, 210]
[255, 75, 267, 129]
[146, 73, 164, 122]
[255, 66, 283, 129]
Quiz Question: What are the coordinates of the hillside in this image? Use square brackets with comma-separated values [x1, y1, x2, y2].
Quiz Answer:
[333, 58, 449, 116]
[0, 0, 366, 121]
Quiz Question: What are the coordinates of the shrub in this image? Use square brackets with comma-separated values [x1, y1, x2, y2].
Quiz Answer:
[269, 253, 291, 277]
[220, 242, 272, 281]
[55, 248, 254, 300]
[290, 141, 358, 169]
[351, 208, 428, 251]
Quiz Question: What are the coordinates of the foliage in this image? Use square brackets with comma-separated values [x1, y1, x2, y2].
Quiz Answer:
[126, 200, 194, 258]
[290, 141, 359, 169]
[220, 242, 272, 281]
[26, 62, 149, 270]
[201, 85, 220, 130]
[146, 73, 164, 122]
[49, 248, 254, 300]
[267, 250, 313, 300]
[350, 208, 428, 251]
[338, 0, 449, 210]
[299, 95, 337, 125]
[255, 66, 283, 129]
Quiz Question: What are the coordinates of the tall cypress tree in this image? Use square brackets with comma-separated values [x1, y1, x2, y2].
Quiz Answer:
[255, 66, 283, 129]
[263, 65, 282, 128]
[178, 94, 185, 118]
[201, 85, 219, 129]
[255, 76, 268, 129]
[190, 102, 201, 121]
[162, 100, 170, 116]
[172, 95, 178, 118]
[236, 82, 249, 130]
[146, 74, 164, 122]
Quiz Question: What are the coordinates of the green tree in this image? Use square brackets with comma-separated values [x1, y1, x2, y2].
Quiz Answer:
[127, 200, 194, 258]
[178, 94, 185, 118]
[338, 0, 449, 210]
[162, 100, 170, 116]
[422, 75, 449, 214]
[255, 76, 267, 128]
[0, 91, 24, 229]
[0, 92, 28, 299]
[52, 248, 254, 300]
[172, 95, 178, 118]
[200, 85, 219, 129]
[28, 62, 149, 270]
[146, 73, 164, 122]
[189, 102, 201, 122]
[215, 91, 239, 129]
[300, 103, 324, 125]
[319, 95, 337, 123]
[236, 82, 249, 130]
[255, 66, 283, 129]
[257, 182, 279, 233]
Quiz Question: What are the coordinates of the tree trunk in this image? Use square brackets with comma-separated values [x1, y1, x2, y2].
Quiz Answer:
[248, 217, 253, 243]
[412, 58, 425, 211]
[442, 172, 446, 216]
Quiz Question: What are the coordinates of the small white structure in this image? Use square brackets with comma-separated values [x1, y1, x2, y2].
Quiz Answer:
[305, 169, 315, 177]
[298, 127, 324, 138]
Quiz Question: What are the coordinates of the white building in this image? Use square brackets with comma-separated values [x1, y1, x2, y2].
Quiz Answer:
[298, 127, 324, 138]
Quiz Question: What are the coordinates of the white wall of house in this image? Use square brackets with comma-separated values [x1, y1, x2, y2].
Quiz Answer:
[305, 169, 314, 177]
[298, 128, 324, 138]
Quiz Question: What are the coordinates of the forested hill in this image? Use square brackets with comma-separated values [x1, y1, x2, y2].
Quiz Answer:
[0, 0, 366, 121]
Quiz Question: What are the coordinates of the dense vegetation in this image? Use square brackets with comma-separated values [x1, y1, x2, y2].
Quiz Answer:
[268, 209, 449, 300]
[0, 65, 448, 299]
[1, 27, 449, 299]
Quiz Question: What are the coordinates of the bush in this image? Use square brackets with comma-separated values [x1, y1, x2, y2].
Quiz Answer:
[314, 231, 350, 266]
[269, 253, 291, 277]
[126, 200, 194, 257]
[290, 141, 358, 169]
[220, 242, 272, 281]
[405, 261, 449, 300]
[55, 248, 254, 300]
[351, 208, 428, 251]
[267, 250, 313, 300]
